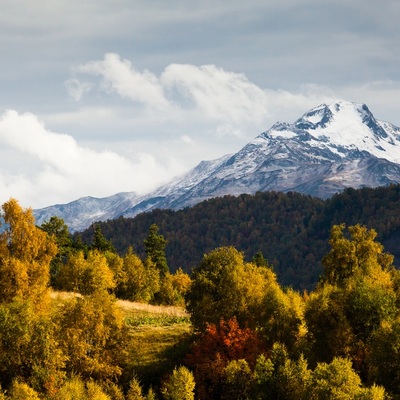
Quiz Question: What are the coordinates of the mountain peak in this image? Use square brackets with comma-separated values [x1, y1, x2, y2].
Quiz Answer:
[296, 102, 334, 129]
[34, 100, 400, 231]
[297, 100, 370, 129]
[261, 100, 400, 164]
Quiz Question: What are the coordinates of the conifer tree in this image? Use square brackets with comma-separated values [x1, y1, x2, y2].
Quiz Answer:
[41, 216, 73, 288]
[91, 224, 115, 253]
[144, 223, 168, 276]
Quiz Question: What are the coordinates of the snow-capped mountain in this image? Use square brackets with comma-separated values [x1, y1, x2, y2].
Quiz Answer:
[34, 100, 400, 231]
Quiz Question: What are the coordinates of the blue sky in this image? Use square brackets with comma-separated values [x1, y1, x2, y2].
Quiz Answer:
[1, 0, 400, 208]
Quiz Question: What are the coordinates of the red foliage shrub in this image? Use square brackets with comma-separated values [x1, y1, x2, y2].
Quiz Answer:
[185, 317, 265, 399]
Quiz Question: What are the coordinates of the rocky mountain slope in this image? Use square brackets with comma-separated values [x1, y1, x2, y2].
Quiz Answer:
[34, 100, 400, 231]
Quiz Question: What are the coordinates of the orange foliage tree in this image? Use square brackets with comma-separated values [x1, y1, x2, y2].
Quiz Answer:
[185, 317, 265, 399]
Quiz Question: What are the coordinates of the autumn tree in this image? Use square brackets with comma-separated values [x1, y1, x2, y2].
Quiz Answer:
[55, 376, 111, 400]
[55, 251, 87, 292]
[0, 299, 65, 394]
[116, 249, 160, 302]
[185, 317, 264, 399]
[82, 251, 116, 295]
[305, 357, 385, 399]
[126, 376, 145, 400]
[0, 199, 57, 308]
[368, 318, 400, 395]
[6, 380, 41, 400]
[321, 224, 393, 287]
[55, 291, 127, 383]
[260, 279, 306, 354]
[185, 246, 270, 331]
[305, 284, 353, 365]
[0, 200, 64, 394]
[56, 250, 115, 295]
[104, 252, 124, 293]
[161, 366, 195, 400]
[250, 345, 385, 399]
[157, 268, 191, 306]
[306, 224, 398, 379]
[222, 359, 253, 400]
[252, 343, 310, 400]
[186, 246, 305, 352]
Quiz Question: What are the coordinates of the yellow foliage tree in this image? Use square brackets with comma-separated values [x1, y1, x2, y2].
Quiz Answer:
[56, 250, 116, 295]
[306, 224, 398, 380]
[0, 199, 57, 309]
[116, 250, 160, 302]
[186, 246, 273, 331]
[306, 357, 383, 399]
[161, 366, 195, 400]
[55, 291, 126, 382]
[186, 246, 306, 351]
[6, 380, 41, 400]
[55, 376, 111, 400]
[82, 251, 116, 295]
[322, 224, 393, 287]
[158, 268, 191, 306]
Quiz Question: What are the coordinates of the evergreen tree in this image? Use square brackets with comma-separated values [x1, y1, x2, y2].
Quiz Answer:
[144, 224, 168, 276]
[92, 225, 116, 253]
[41, 216, 73, 289]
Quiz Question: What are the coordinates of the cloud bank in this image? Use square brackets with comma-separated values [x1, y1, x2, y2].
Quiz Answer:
[0, 110, 180, 208]
[70, 53, 336, 135]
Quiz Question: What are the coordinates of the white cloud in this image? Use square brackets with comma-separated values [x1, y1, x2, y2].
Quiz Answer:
[75, 55, 265, 125]
[76, 53, 170, 110]
[161, 63, 271, 125]
[70, 53, 338, 141]
[0, 110, 182, 208]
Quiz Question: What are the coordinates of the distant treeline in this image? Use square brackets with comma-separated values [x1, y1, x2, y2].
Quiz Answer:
[76, 185, 400, 290]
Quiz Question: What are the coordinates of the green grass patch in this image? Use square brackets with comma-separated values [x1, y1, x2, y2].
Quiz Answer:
[125, 313, 190, 327]
[123, 311, 193, 389]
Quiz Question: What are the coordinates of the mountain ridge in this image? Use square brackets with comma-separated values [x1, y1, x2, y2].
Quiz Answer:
[34, 100, 400, 231]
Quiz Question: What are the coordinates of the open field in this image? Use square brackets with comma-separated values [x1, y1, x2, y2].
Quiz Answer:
[50, 290, 189, 317]
[117, 299, 189, 318]
[50, 290, 193, 387]
[115, 296, 192, 385]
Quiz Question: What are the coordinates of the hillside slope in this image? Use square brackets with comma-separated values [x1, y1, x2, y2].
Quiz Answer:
[77, 185, 400, 290]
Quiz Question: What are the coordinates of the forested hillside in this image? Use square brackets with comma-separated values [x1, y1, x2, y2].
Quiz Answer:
[77, 185, 400, 290]
[1, 198, 400, 398]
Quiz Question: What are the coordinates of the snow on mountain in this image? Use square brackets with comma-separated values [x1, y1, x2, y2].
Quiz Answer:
[291, 101, 400, 162]
[34, 192, 141, 232]
[34, 100, 400, 231]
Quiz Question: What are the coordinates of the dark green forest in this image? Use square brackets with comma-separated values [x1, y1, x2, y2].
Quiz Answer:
[77, 185, 400, 290]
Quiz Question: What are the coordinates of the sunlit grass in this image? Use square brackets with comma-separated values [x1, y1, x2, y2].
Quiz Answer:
[117, 298, 189, 318]
[125, 320, 193, 388]
[50, 290, 193, 387]
[120, 299, 193, 385]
